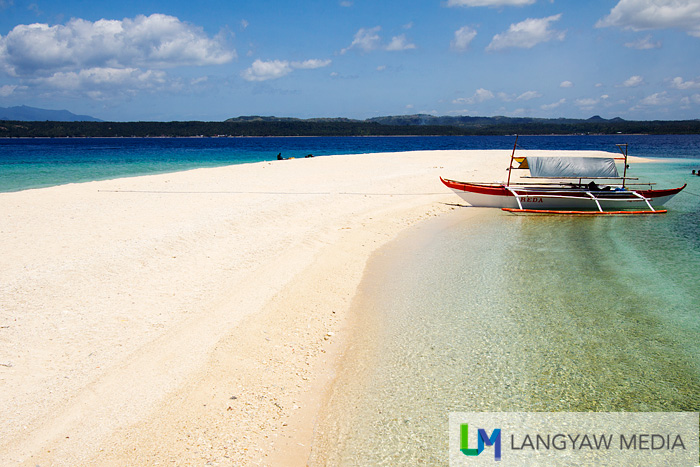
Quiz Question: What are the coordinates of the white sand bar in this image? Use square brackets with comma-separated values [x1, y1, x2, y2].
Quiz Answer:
[0, 149, 617, 465]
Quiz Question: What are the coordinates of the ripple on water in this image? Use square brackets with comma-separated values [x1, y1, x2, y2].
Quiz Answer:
[309, 189, 700, 465]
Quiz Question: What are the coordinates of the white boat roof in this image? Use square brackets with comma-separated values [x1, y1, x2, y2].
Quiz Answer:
[526, 156, 620, 178]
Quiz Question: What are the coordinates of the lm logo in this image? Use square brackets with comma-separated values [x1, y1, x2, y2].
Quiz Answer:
[460, 423, 502, 461]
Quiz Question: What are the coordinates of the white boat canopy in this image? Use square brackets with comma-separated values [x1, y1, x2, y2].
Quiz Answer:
[526, 156, 620, 179]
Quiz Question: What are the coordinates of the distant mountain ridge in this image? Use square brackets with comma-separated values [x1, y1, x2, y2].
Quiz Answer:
[226, 115, 360, 123]
[226, 113, 628, 127]
[0, 108, 677, 126]
[369, 114, 629, 127]
[0, 105, 102, 122]
[2, 111, 699, 137]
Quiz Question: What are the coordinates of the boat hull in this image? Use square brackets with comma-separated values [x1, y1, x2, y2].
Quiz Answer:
[440, 177, 686, 211]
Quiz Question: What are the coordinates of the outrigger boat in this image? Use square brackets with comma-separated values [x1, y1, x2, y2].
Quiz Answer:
[441, 137, 686, 215]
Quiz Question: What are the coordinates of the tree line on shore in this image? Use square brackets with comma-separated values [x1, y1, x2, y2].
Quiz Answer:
[1, 117, 699, 138]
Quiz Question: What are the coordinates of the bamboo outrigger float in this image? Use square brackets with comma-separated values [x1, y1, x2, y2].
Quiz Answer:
[441, 137, 686, 215]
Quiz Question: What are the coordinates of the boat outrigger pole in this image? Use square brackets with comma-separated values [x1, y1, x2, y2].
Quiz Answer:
[616, 143, 629, 189]
[506, 135, 519, 186]
[441, 139, 686, 214]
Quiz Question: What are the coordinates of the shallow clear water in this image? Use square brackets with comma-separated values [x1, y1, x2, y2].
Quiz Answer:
[309, 160, 700, 465]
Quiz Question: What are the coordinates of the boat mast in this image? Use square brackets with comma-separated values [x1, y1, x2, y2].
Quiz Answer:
[616, 143, 628, 189]
[507, 135, 519, 186]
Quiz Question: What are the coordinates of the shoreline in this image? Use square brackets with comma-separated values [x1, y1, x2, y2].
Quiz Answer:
[306, 207, 485, 465]
[0, 149, 623, 465]
[306, 188, 699, 464]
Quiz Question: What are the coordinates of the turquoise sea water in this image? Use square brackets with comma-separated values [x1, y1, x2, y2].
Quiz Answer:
[308, 158, 700, 465]
[1, 134, 699, 192]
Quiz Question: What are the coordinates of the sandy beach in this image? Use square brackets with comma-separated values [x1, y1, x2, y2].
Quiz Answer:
[0, 149, 620, 465]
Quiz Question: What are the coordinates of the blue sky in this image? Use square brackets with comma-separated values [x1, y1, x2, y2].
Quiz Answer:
[0, 0, 699, 121]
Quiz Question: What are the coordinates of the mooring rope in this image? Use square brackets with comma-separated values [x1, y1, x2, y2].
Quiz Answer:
[98, 189, 446, 196]
[680, 189, 700, 198]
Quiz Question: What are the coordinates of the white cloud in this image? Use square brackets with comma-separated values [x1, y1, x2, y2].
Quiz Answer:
[624, 35, 661, 49]
[495, 90, 541, 102]
[596, 0, 700, 37]
[487, 14, 565, 51]
[341, 26, 382, 54]
[446, 108, 472, 115]
[560, 80, 573, 88]
[290, 59, 332, 69]
[452, 26, 478, 51]
[639, 91, 673, 105]
[516, 90, 542, 100]
[541, 98, 566, 110]
[0, 84, 16, 96]
[341, 27, 416, 54]
[447, 0, 535, 6]
[453, 88, 495, 104]
[472, 88, 495, 102]
[242, 58, 331, 81]
[0, 14, 235, 78]
[621, 75, 644, 87]
[33, 67, 168, 98]
[339, 1, 353, 6]
[241, 59, 292, 81]
[680, 95, 700, 106]
[670, 76, 700, 89]
[386, 34, 416, 51]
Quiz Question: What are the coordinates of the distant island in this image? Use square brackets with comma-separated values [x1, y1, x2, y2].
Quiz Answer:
[0, 105, 103, 122]
[1, 108, 699, 137]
